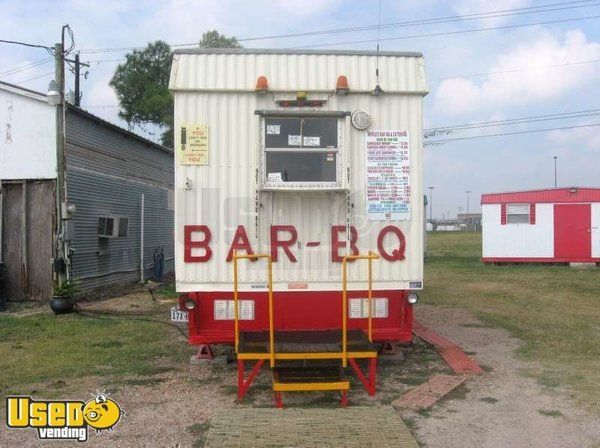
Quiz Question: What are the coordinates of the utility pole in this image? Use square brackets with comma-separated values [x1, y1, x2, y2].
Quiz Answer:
[465, 190, 471, 231]
[74, 53, 80, 107]
[67, 53, 88, 107]
[554, 156, 558, 187]
[428, 186, 434, 222]
[54, 40, 67, 284]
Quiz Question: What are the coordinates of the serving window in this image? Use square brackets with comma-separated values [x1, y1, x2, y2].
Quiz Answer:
[261, 116, 343, 189]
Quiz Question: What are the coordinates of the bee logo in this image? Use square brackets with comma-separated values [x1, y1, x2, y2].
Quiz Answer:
[82, 394, 122, 433]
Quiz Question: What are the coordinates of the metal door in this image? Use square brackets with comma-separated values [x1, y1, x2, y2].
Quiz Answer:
[554, 204, 591, 260]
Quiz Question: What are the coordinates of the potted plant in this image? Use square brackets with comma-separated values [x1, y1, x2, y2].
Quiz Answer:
[50, 279, 78, 314]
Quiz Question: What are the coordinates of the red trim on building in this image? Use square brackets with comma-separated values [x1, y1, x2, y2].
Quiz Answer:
[529, 203, 536, 225]
[482, 257, 600, 263]
[481, 187, 600, 204]
[500, 203, 507, 225]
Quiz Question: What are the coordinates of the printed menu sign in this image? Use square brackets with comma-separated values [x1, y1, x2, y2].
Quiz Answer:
[179, 124, 209, 165]
[365, 130, 410, 221]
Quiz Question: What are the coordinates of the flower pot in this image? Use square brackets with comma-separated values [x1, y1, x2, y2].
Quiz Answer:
[50, 296, 74, 314]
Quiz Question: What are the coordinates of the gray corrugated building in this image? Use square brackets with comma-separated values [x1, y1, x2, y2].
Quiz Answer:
[65, 107, 174, 291]
[0, 80, 174, 300]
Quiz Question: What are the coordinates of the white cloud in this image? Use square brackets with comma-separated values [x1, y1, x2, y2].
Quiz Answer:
[434, 29, 600, 115]
[270, 0, 343, 18]
[546, 119, 600, 152]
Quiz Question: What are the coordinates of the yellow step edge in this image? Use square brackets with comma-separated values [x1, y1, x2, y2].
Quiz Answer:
[237, 351, 377, 360]
[273, 381, 350, 392]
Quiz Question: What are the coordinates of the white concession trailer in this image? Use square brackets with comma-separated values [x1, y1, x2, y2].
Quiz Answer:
[169, 49, 428, 395]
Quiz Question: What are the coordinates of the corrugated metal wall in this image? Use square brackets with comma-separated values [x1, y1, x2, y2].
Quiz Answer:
[170, 49, 427, 93]
[65, 109, 174, 291]
[171, 50, 427, 292]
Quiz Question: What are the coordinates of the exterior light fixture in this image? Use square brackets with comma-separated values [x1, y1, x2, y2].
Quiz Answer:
[255, 76, 269, 94]
[47, 80, 60, 106]
[276, 91, 327, 107]
[335, 75, 349, 95]
[180, 296, 196, 310]
[407, 293, 418, 304]
[296, 91, 307, 102]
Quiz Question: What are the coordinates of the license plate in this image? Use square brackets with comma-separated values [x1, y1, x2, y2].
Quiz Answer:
[171, 307, 188, 323]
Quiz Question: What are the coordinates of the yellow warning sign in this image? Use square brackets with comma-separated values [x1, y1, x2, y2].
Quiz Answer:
[179, 124, 209, 165]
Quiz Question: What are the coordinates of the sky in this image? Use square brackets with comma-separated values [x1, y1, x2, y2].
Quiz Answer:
[1, 0, 599, 219]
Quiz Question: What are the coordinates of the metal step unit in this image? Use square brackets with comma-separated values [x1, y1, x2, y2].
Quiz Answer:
[233, 252, 380, 407]
[272, 363, 350, 408]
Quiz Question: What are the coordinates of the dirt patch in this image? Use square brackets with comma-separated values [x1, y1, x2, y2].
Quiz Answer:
[404, 305, 600, 448]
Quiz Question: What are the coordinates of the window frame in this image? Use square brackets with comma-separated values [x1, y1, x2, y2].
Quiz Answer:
[260, 115, 345, 190]
[506, 203, 531, 224]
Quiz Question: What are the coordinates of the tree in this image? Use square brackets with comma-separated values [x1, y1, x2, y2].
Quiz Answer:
[110, 31, 241, 147]
[199, 30, 242, 48]
[110, 41, 173, 146]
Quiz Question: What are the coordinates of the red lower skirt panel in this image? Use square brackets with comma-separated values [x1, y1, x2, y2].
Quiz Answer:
[482, 257, 600, 263]
[184, 289, 413, 345]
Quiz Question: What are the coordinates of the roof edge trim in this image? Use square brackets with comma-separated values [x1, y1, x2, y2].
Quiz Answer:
[173, 48, 423, 58]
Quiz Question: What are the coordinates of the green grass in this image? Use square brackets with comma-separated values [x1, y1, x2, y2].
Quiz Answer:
[0, 311, 188, 397]
[538, 409, 563, 418]
[423, 232, 600, 414]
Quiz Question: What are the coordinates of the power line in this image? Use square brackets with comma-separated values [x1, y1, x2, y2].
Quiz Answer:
[14, 71, 54, 84]
[86, 58, 126, 63]
[425, 108, 600, 132]
[294, 14, 600, 48]
[0, 57, 53, 78]
[425, 122, 600, 145]
[0, 38, 53, 52]
[79, 57, 600, 90]
[429, 58, 600, 82]
[76, 0, 600, 54]
[235, 0, 600, 42]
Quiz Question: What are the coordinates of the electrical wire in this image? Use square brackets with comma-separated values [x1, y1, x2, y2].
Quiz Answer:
[425, 122, 600, 145]
[75, 307, 188, 339]
[0, 57, 53, 78]
[294, 14, 600, 48]
[234, 0, 599, 42]
[0, 38, 53, 52]
[429, 58, 600, 82]
[76, 0, 600, 54]
[425, 108, 600, 132]
[62, 24, 75, 55]
[13, 71, 54, 84]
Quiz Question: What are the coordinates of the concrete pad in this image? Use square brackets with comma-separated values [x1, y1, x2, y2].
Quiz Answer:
[569, 262, 597, 269]
[205, 407, 419, 448]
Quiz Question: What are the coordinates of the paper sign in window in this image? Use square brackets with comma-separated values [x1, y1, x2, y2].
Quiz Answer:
[303, 136, 320, 147]
[267, 124, 281, 135]
[288, 135, 301, 146]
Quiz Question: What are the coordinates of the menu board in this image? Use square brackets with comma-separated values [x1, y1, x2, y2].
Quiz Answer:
[365, 130, 410, 221]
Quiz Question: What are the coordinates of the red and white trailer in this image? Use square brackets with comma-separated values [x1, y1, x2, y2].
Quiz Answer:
[482, 187, 600, 264]
[169, 48, 427, 404]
